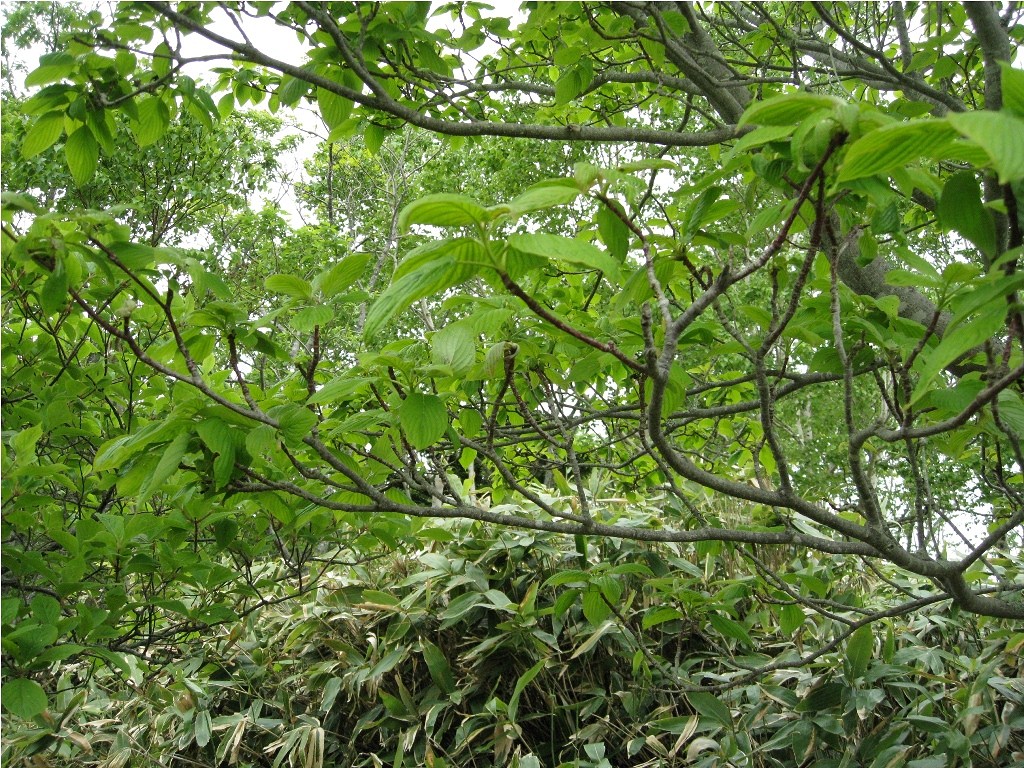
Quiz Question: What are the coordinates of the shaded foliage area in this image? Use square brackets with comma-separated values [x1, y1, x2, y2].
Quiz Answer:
[5, 521, 1023, 767]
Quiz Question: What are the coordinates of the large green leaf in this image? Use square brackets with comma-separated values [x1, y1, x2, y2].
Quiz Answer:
[838, 120, 958, 182]
[65, 125, 98, 186]
[421, 640, 455, 694]
[313, 251, 370, 298]
[508, 659, 545, 722]
[39, 257, 68, 314]
[24, 52, 75, 87]
[1000, 63, 1024, 117]
[137, 431, 191, 504]
[364, 250, 479, 337]
[1, 678, 48, 719]
[709, 613, 753, 647]
[596, 203, 630, 261]
[937, 172, 996, 259]
[779, 604, 805, 636]
[265, 274, 312, 300]
[430, 322, 476, 374]
[317, 86, 353, 129]
[291, 304, 334, 332]
[132, 95, 170, 147]
[21, 112, 65, 159]
[273, 404, 318, 447]
[506, 180, 582, 217]
[795, 681, 846, 712]
[399, 194, 488, 231]
[738, 93, 844, 127]
[507, 232, 620, 278]
[398, 392, 448, 449]
[308, 375, 372, 406]
[947, 110, 1024, 183]
[911, 301, 1009, 404]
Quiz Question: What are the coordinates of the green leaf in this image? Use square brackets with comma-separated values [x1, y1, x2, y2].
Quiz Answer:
[31, 595, 61, 626]
[108, 241, 162, 271]
[838, 120, 958, 182]
[40, 257, 68, 314]
[431, 323, 476, 374]
[21, 112, 65, 159]
[364, 123, 391, 155]
[596, 204, 629, 261]
[245, 424, 279, 456]
[138, 431, 190, 504]
[399, 194, 488, 231]
[132, 95, 170, 147]
[570, 619, 617, 658]
[508, 659, 545, 722]
[554, 68, 586, 105]
[779, 604, 804, 636]
[506, 180, 582, 216]
[399, 393, 448, 449]
[687, 691, 732, 729]
[709, 613, 753, 647]
[846, 624, 874, 679]
[1000, 63, 1024, 117]
[642, 606, 682, 629]
[308, 375, 371, 406]
[317, 86, 353, 129]
[265, 274, 312, 300]
[937, 172, 996, 258]
[277, 74, 310, 106]
[194, 709, 212, 748]
[795, 681, 846, 712]
[731, 124, 796, 153]
[683, 186, 724, 238]
[911, 301, 1008, 404]
[274, 405, 318, 447]
[507, 232, 620, 278]
[1, 679, 48, 719]
[291, 304, 334, 332]
[65, 125, 98, 186]
[24, 52, 75, 87]
[11, 423, 43, 466]
[364, 250, 478, 337]
[313, 252, 370, 297]
[421, 640, 455, 693]
[196, 418, 233, 457]
[738, 93, 844, 127]
[581, 586, 610, 625]
[947, 110, 1024, 183]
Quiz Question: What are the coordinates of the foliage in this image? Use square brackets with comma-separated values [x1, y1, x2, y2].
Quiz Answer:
[4, 519, 1023, 767]
[3, 2, 1024, 766]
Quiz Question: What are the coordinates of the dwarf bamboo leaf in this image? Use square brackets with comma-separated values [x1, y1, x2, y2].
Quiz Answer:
[845, 624, 874, 679]
[687, 691, 733, 729]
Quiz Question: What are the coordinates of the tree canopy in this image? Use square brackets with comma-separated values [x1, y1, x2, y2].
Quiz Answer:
[2, 3, 1023, 767]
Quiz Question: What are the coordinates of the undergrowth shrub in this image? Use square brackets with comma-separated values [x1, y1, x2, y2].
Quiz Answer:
[3, 517, 1022, 767]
